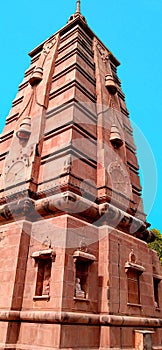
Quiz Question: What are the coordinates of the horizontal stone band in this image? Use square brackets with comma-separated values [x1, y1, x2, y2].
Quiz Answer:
[0, 310, 161, 328]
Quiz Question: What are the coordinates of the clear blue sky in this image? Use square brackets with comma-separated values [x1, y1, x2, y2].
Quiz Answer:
[0, 0, 162, 231]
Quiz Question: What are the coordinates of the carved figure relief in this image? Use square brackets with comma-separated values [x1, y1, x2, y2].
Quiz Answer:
[129, 249, 137, 264]
[96, 42, 110, 63]
[79, 237, 88, 252]
[42, 38, 56, 56]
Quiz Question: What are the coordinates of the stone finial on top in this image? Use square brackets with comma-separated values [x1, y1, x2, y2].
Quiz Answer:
[68, 0, 86, 23]
[76, 0, 81, 14]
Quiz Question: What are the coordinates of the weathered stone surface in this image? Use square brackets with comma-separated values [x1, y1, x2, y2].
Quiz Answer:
[0, 5, 161, 350]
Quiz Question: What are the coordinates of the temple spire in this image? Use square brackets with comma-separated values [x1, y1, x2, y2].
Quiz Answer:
[76, 0, 81, 14]
[68, 0, 86, 23]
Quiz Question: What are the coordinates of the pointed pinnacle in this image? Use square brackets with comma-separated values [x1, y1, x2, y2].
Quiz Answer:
[76, 0, 81, 14]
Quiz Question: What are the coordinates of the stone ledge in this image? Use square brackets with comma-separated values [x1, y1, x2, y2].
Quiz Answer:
[0, 346, 100, 350]
[73, 250, 96, 262]
[33, 295, 50, 301]
[0, 310, 161, 328]
[0, 191, 156, 243]
[31, 248, 56, 261]
[127, 303, 142, 308]
[73, 297, 90, 302]
[153, 273, 162, 280]
[125, 262, 145, 274]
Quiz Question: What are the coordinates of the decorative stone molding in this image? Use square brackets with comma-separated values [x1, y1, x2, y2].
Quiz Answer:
[98, 202, 155, 242]
[73, 250, 96, 263]
[42, 38, 56, 56]
[0, 190, 155, 243]
[35, 190, 98, 219]
[124, 262, 145, 274]
[16, 116, 31, 141]
[0, 198, 35, 221]
[153, 274, 162, 281]
[96, 42, 110, 63]
[31, 248, 56, 262]
[0, 204, 12, 221]
[105, 74, 117, 95]
[63, 156, 72, 174]
[0, 310, 161, 327]
[99, 202, 122, 225]
[63, 192, 77, 204]
[119, 214, 131, 228]
[136, 227, 155, 243]
[29, 37, 56, 86]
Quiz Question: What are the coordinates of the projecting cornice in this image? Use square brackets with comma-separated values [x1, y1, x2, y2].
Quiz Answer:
[0, 191, 155, 243]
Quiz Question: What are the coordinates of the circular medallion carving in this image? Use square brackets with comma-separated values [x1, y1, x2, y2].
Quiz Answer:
[4, 155, 28, 189]
[5, 161, 25, 186]
[108, 161, 130, 195]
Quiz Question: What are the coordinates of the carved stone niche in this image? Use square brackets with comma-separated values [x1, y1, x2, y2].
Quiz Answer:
[135, 330, 154, 350]
[125, 249, 145, 274]
[32, 248, 56, 301]
[73, 250, 96, 301]
[125, 250, 145, 306]
[153, 273, 162, 309]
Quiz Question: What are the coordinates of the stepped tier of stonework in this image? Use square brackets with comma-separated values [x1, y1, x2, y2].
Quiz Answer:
[0, 15, 143, 220]
[0, 8, 161, 350]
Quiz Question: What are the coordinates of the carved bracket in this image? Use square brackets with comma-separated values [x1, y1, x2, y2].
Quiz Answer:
[0, 198, 35, 221]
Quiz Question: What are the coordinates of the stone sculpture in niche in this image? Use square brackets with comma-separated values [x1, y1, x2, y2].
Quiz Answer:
[75, 277, 85, 298]
[129, 249, 137, 264]
[79, 237, 88, 253]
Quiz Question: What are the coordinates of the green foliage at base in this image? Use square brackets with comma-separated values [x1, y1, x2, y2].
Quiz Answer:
[148, 229, 162, 265]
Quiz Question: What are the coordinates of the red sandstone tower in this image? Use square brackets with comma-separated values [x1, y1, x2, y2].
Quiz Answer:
[0, 2, 161, 349]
